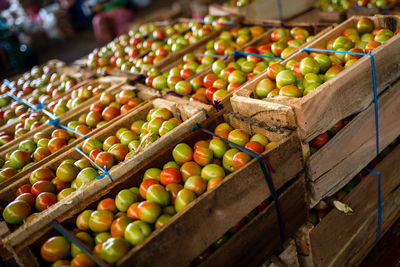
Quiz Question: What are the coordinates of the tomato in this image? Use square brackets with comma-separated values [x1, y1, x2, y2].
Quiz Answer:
[71, 253, 96, 267]
[127, 202, 140, 220]
[244, 141, 264, 154]
[97, 198, 118, 213]
[139, 179, 159, 199]
[111, 216, 134, 238]
[35, 192, 57, 211]
[184, 176, 206, 196]
[101, 238, 131, 264]
[310, 132, 329, 149]
[3, 200, 31, 224]
[40, 236, 71, 262]
[160, 168, 182, 186]
[232, 152, 252, 170]
[16, 184, 31, 196]
[180, 161, 201, 182]
[88, 210, 114, 232]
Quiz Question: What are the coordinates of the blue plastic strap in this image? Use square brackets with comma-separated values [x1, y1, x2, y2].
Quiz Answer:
[190, 123, 284, 246]
[4, 79, 57, 120]
[364, 168, 382, 242]
[302, 47, 382, 241]
[232, 51, 283, 61]
[50, 221, 112, 267]
[165, 90, 223, 110]
[48, 118, 59, 127]
[57, 123, 88, 139]
[73, 146, 113, 182]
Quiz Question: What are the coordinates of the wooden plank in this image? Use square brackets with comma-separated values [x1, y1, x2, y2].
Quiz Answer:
[308, 79, 400, 203]
[198, 177, 306, 267]
[294, 223, 315, 267]
[210, 0, 315, 21]
[1, 100, 207, 249]
[341, 188, 400, 267]
[308, 142, 400, 266]
[232, 15, 400, 143]
[224, 111, 293, 142]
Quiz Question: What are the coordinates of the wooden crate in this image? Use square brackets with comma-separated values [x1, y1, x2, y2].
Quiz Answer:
[295, 141, 400, 267]
[0, 82, 160, 190]
[317, 10, 346, 22]
[306, 78, 400, 205]
[209, 0, 315, 21]
[10, 111, 303, 266]
[0, 98, 207, 255]
[231, 15, 400, 142]
[197, 176, 306, 267]
[159, 22, 332, 119]
[0, 77, 127, 155]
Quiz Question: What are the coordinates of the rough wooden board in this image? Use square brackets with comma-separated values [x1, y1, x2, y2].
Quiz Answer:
[198, 177, 306, 267]
[225, 111, 293, 142]
[117, 132, 303, 267]
[234, 15, 400, 143]
[210, 0, 315, 21]
[291, 15, 400, 142]
[277, 239, 300, 267]
[342, 189, 400, 267]
[230, 94, 297, 129]
[307, 79, 400, 204]
[2, 101, 207, 249]
[294, 223, 315, 267]
[308, 143, 400, 267]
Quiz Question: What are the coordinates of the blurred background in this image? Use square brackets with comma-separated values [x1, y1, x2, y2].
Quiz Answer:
[0, 0, 211, 78]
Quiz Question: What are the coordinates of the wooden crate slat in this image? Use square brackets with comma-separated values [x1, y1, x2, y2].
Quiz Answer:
[198, 176, 306, 267]
[308, 78, 400, 204]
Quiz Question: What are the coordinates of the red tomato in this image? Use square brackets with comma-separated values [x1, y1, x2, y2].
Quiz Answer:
[139, 179, 159, 199]
[245, 141, 265, 154]
[160, 168, 182, 186]
[310, 133, 329, 149]
[98, 198, 118, 213]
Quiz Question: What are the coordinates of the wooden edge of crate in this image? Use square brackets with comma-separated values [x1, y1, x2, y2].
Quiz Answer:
[237, 0, 315, 21]
[308, 142, 400, 266]
[3, 104, 207, 249]
[271, 239, 300, 267]
[117, 132, 303, 267]
[308, 85, 400, 204]
[224, 111, 293, 142]
[340, 187, 400, 266]
[317, 9, 346, 22]
[292, 15, 400, 141]
[230, 93, 297, 130]
[197, 175, 306, 267]
[208, 4, 240, 16]
[306, 78, 400, 185]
